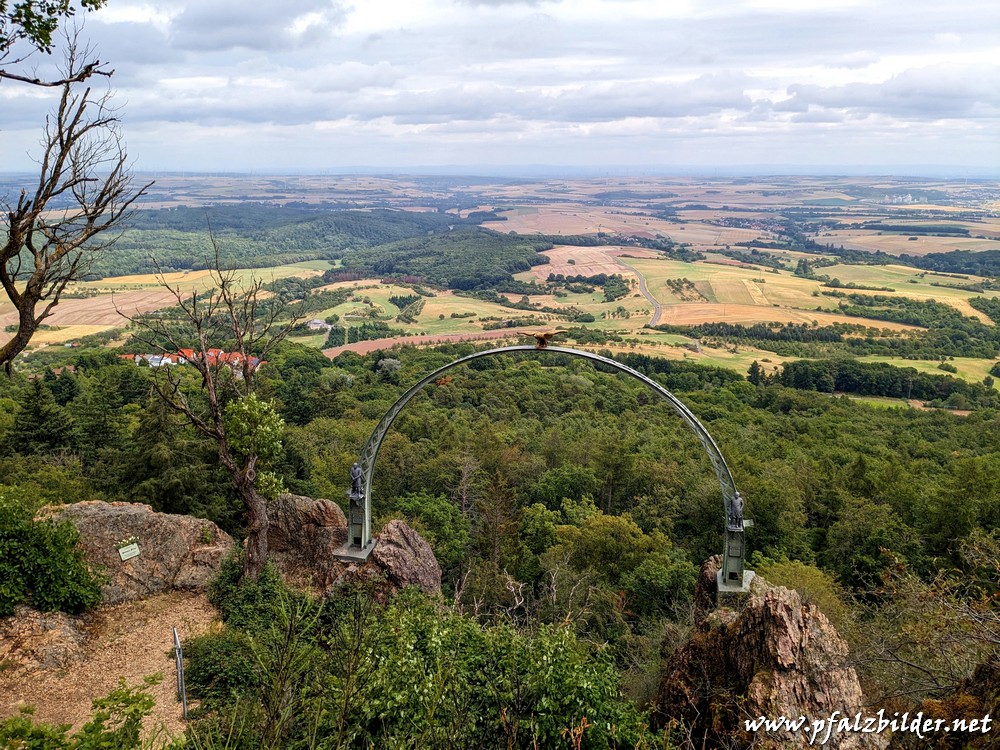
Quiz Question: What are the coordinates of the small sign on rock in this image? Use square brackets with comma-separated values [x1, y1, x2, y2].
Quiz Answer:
[118, 543, 140, 561]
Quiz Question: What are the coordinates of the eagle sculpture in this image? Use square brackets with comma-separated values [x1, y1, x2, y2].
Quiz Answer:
[517, 328, 568, 349]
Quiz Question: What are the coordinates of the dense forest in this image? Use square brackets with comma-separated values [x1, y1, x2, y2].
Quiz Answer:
[339, 228, 553, 290]
[72, 206, 560, 293]
[80, 206, 471, 277]
[654, 293, 1000, 365]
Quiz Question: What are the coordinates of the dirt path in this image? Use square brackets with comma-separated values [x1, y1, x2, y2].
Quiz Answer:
[323, 329, 527, 358]
[0, 592, 217, 741]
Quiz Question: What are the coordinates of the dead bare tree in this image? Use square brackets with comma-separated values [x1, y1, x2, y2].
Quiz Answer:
[0, 36, 149, 375]
[1, 2, 110, 86]
[122, 251, 312, 578]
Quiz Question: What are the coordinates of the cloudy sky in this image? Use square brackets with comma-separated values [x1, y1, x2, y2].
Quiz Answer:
[1, 0, 998, 174]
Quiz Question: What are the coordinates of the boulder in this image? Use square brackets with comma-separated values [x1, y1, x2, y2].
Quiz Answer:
[366, 520, 442, 594]
[267, 493, 348, 588]
[654, 557, 886, 750]
[264, 494, 440, 597]
[0, 606, 86, 672]
[47, 501, 233, 605]
[336, 520, 442, 597]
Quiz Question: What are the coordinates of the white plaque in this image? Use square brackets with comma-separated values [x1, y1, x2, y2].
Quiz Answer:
[118, 543, 140, 561]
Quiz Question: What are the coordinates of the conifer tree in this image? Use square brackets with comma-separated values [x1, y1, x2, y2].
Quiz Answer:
[10, 379, 73, 454]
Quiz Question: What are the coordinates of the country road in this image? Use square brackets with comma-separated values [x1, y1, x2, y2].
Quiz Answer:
[615, 258, 663, 326]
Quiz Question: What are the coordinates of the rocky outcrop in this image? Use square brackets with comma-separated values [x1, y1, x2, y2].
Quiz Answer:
[655, 556, 886, 749]
[335, 520, 442, 597]
[46, 501, 233, 605]
[45, 497, 439, 605]
[267, 493, 348, 588]
[0, 606, 86, 671]
[366, 520, 442, 594]
[264, 494, 441, 597]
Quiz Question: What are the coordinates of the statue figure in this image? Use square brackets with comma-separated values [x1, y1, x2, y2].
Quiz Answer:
[728, 491, 744, 529]
[350, 462, 363, 500]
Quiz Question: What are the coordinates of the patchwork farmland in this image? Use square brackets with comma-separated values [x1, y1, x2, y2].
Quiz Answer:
[4, 174, 998, 390]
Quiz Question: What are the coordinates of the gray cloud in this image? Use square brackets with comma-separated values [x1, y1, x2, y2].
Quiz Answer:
[170, 0, 348, 52]
[455, 0, 544, 6]
[779, 65, 1000, 119]
[1, 0, 998, 171]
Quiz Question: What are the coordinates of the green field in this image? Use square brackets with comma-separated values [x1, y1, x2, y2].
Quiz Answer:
[842, 395, 912, 409]
[75, 260, 334, 294]
[820, 264, 993, 320]
[14, 234, 1000, 392]
[859, 355, 999, 389]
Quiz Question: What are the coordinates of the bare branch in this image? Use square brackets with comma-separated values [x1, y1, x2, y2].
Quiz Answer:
[0, 59, 112, 86]
[1, 32, 151, 373]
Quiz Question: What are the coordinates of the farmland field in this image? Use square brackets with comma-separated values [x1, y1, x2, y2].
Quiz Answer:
[822, 230, 1000, 256]
[482, 206, 677, 236]
[78, 260, 332, 292]
[6, 174, 1000, 389]
[819, 264, 995, 321]
[531, 245, 660, 280]
[0, 261, 333, 348]
[858, 355, 1000, 389]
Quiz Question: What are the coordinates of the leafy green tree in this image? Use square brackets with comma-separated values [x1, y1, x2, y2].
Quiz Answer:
[43, 367, 77, 405]
[384, 491, 471, 574]
[223, 393, 287, 500]
[113, 399, 234, 530]
[1, 0, 105, 57]
[70, 375, 127, 464]
[521, 502, 559, 555]
[126, 259, 310, 578]
[823, 499, 926, 588]
[549, 510, 696, 616]
[621, 552, 697, 618]
[528, 464, 600, 510]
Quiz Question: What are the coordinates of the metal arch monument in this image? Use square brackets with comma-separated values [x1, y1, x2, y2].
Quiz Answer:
[338, 344, 754, 593]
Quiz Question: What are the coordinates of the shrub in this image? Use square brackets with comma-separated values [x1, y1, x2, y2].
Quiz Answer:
[207, 551, 292, 630]
[184, 628, 257, 707]
[0, 489, 102, 616]
[0, 675, 169, 749]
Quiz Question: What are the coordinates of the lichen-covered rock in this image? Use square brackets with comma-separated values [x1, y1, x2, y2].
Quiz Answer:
[267, 493, 348, 588]
[0, 606, 86, 671]
[46, 501, 233, 605]
[654, 557, 886, 750]
[336, 520, 442, 597]
[367, 520, 442, 594]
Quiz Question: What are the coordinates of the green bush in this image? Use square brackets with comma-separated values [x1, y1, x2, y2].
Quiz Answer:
[0, 676, 173, 749]
[0, 489, 102, 616]
[346, 591, 654, 749]
[184, 628, 257, 708]
[207, 551, 292, 630]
